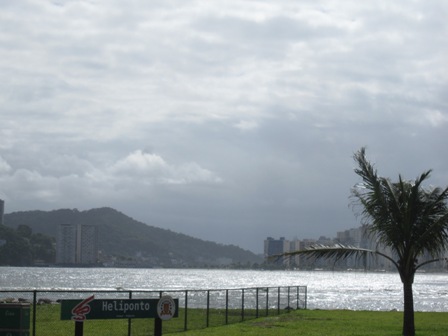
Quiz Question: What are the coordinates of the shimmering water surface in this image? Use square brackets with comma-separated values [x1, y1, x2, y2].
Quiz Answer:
[1, 267, 447, 311]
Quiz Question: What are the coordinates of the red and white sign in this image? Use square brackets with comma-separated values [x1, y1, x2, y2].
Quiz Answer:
[157, 296, 176, 321]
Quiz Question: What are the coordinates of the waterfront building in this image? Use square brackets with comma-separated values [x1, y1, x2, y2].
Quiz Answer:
[56, 224, 77, 264]
[336, 227, 362, 246]
[288, 239, 301, 267]
[56, 223, 98, 265]
[78, 224, 98, 264]
[264, 237, 290, 266]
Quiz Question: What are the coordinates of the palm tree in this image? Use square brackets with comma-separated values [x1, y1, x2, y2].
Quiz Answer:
[285, 148, 448, 336]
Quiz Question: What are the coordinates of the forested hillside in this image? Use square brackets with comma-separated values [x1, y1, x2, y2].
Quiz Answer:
[3, 207, 262, 267]
[0, 224, 55, 265]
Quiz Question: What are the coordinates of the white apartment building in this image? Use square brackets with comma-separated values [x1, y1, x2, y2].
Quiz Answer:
[56, 223, 98, 265]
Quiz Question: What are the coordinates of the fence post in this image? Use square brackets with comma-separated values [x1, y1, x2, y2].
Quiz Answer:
[206, 290, 210, 327]
[277, 287, 280, 315]
[255, 288, 259, 318]
[241, 289, 245, 321]
[266, 288, 269, 316]
[297, 286, 300, 309]
[225, 289, 229, 325]
[287, 287, 290, 312]
[184, 290, 188, 331]
[127, 291, 132, 336]
[304, 286, 307, 309]
[32, 290, 37, 336]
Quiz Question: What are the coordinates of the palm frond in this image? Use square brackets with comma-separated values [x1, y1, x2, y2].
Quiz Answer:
[281, 244, 376, 263]
[416, 257, 448, 271]
[352, 149, 407, 257]
[279, 244, 399, 270]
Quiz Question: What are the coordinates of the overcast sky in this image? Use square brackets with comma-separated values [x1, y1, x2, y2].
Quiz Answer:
[1, 1, 447, 253]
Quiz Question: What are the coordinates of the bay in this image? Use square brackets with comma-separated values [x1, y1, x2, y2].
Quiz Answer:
[1, 267, 447, 312]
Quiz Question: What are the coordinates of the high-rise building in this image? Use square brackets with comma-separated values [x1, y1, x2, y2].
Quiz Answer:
[336, 227, 362, 246]
[264, 237, 288, 257]
[0, 199, 4, 226]
[264, 237, 290, 266]
[78, 224, 98, 264]
[56, 223, 98, 265]
[56, 224, 77, 264]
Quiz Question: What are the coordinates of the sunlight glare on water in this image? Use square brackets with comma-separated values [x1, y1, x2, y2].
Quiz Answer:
[1, 267, 447, 312]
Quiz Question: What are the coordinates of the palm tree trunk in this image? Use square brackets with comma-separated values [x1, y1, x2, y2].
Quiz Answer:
[402, 280, 415, 336]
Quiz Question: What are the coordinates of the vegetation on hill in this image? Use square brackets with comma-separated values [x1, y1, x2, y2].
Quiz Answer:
[3, 207, 262, 268]
[0, 224, 55, 265]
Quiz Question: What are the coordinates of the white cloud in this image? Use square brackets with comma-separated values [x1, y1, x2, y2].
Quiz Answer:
[111, 151, 169, 176]
[109, 150, 221, 185]
[0, 148, 221, 211]
[235, 120, 259, 131]
[422, 110, 448, 127]
[0, 156, 12, 174]
[1, 169, 60, 202]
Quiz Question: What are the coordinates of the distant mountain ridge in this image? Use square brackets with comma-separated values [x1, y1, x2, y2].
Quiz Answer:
[4, 207, 262, 267]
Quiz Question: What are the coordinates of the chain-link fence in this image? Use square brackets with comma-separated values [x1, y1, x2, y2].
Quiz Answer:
[1, 286, 307, 336]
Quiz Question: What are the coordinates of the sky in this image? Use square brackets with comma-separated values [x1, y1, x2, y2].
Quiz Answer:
[1, 1, 447, 254]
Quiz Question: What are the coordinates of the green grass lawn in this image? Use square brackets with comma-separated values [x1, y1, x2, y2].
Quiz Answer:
[33, 305, 253, 336]
[181, 310, 448, 336]
[31, 304, 448, 336]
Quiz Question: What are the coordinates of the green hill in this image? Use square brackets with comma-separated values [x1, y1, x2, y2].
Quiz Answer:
[3, 207, 261, 268]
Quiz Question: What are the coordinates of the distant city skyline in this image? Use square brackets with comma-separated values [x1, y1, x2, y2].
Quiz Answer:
[264, 227, 448, 270]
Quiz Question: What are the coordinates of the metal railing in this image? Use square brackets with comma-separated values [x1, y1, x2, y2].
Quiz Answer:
[1, 285, 307, 335]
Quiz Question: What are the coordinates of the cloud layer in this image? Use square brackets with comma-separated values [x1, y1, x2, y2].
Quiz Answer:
[1, 1, 447, 252]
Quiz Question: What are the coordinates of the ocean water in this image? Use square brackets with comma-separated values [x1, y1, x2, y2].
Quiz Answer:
[1, 267, 447, 312]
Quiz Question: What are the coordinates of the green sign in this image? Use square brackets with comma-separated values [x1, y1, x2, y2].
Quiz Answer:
[0, 303, 30, 330]
[61, 296, 178, 321]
